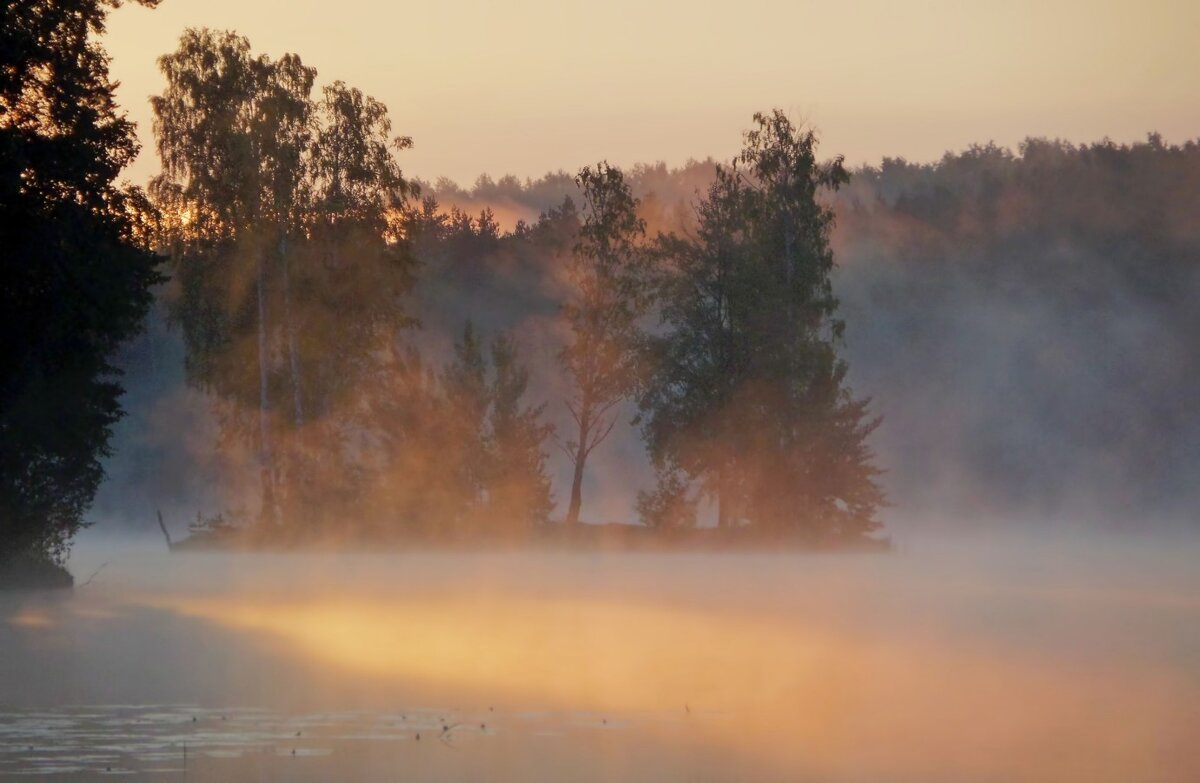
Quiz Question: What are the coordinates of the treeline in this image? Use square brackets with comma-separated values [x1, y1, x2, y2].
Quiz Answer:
[834, 138, 1200, 520]
[371, 135, 1200, 524]
[405, 136, 1200, 523]
[10, 2, 1196, 577]
[130, 27, 1200, 539]
[102, 45, 1200, 543]
[149, 30, 883, 545]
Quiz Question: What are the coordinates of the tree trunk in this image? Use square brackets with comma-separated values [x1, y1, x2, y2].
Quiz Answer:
[280, 232, 304, 428]
[565, 438, 587, 526]
[256, 251, 281, 526]
[717, 464, 729, 528]
[783, 205, 796, 326]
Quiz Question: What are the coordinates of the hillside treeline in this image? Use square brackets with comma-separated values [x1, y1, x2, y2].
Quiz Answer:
[835, 138, 1200, 521]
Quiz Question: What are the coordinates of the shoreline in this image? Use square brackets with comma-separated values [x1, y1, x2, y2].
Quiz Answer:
[166, 522, 893, 555]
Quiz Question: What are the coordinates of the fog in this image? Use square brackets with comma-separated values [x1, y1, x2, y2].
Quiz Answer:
[92, 137, 1200, 533]
[1, 535, 1196, 780]
[9, 5, 1199, 782]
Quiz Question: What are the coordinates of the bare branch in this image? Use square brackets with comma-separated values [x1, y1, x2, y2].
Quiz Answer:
[583, 413, 618, 458]
[592, 396, 621, 421]
[553, 434, 580, 464]
[565, 396, 583, 427]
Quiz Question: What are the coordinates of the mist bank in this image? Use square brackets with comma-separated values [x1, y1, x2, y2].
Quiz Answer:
[95, 134, 1200, 536]
[3, 536, 1197, 781]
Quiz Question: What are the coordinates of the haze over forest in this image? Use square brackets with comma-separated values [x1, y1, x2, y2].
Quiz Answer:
[102, 0, 1200, 188]
[5, 0, 1199, 560]
[4, 3, 1200, 781]
[17, 0, 1173, 541]
[97, 132, 1200, 535]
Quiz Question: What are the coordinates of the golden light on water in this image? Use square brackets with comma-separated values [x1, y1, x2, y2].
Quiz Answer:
[135, 568, 1200, 783]
[5, 547, 1195, 781]
[5, 608, 56, 629]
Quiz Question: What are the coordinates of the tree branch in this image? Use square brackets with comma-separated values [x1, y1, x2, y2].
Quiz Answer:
[583, 413, 618, 458]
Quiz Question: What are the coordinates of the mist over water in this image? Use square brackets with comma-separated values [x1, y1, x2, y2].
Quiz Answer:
[91, 137, 1200, 533]
[1, 531, 1196, 781]
[6, 2, 1199, 781]
[48, 112, 1197, 783]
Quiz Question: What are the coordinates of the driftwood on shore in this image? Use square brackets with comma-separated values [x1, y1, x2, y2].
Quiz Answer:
[157, 509, 174, 552]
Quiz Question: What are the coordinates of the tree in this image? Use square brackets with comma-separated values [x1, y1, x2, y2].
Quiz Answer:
[639, 110, 885, 540]
[152, 30, 415, 532]
[558, 163, 649, 526]
[442, 321, 491, 528]
[0, 0, 163, 579]
[488, 333, 554, 531]
[638, 167, 753, 529]
[635, 463, 697, 529]
[152, 29, 311, 525]
[358, 323, 553, 540]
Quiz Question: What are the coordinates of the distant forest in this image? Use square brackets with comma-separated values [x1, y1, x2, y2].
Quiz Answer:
[419, 138, 1200, 527]
[409, 137, 1200, 526]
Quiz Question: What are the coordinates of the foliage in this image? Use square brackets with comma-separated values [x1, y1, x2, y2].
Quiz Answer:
[635, 464, 697, 529]
[0, 0, 162, 569]
[558, 163, 651, 525]
[360, 324, 554, 539]
[488, 333, 555, 529]
[441, 321, 491, 526]
[151, 29, 416, 529]
[639, 111, 885, 539]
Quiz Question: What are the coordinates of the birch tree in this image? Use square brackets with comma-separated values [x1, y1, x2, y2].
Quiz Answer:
[152, 30, 415, 530]
[152, 29, 313, 525]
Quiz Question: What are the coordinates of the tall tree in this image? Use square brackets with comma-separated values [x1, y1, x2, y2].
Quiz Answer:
[638, 167, 753, 528]
[558, 163, 649, 526]
[152, 29, 310, 525]
[640, 111, 885, 540]
[0, 0, 162, 578]
[152, 30, 415, 531]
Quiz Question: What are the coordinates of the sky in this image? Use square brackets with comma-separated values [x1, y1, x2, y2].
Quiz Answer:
[106, 0, 1200, 187]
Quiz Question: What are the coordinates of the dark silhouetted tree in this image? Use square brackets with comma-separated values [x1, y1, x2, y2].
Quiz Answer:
[0, 0, 162, 577]
[640, 111, 885, 540]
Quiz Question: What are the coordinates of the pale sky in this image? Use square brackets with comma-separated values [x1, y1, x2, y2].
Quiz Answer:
[106, 0, 1200, 188]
